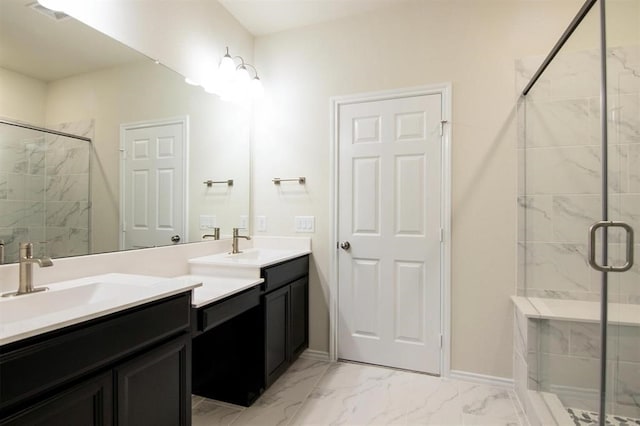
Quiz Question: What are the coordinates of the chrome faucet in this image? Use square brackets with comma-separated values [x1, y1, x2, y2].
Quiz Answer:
[231, 228, 251, 254]
[2, 242, 53, 297]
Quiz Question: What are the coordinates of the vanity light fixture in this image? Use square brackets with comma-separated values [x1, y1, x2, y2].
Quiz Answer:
[214, 46, 263, 102]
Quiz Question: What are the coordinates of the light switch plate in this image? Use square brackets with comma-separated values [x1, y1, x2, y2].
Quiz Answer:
[239, 215, 249, 229]
[294, 216, 315, 233]
[256, 216, 267, 232]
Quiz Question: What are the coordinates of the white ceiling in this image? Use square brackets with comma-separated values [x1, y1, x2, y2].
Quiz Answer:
[218, 0, 413, 36]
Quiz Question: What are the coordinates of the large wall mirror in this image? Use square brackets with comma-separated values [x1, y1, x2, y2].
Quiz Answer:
[0, 0, 250, 263]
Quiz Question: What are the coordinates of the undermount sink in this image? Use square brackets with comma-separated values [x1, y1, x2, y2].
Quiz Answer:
[0, 273, 201, 346]
[0, 282, 145, 325]
[188, 247, 311, 278]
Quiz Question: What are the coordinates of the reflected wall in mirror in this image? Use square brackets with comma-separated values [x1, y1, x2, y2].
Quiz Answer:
[0, 0, 251, 263]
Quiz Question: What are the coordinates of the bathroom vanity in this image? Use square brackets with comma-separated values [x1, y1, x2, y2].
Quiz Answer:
[187, 247, 310, 406]
[0, 274, 199, 426]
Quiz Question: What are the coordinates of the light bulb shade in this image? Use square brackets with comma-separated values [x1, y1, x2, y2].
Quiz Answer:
[218, 55, 235, 83]
[236, 66, 250, 85]
[251, 77, 264, 99]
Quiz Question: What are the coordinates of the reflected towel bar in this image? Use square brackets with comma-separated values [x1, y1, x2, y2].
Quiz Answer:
[204, 179, 233, 187]
[272, 177, 306, 185]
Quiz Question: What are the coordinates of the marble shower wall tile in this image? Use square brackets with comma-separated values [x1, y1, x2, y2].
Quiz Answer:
[615, 361, 640, 416]
[46, 136, 90, 176]
[525, 146, 602, 195]
[630, 143, 640, 193]
[551, 195, 599, 243]
[612, 93, 640, 145]
[519, 45, 640, 304]
[526, 99, 590, 148]
[45, 175, 89, 202]
[0, 119, 92, 261]
[538, 320, 569, 356]
[548, 50, 601, 100]
[519, 196, 553, 242]
[46, 227, 89, 259]
[524, 242, 591, 293]
[45, 201, 90, 228]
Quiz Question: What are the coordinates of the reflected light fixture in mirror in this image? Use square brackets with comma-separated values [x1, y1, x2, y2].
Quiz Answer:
[207, 46, 263, 103]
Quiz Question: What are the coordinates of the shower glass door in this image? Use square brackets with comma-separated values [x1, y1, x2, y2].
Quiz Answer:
[520, 0, 639, 423]
[604, 0, 640, 421]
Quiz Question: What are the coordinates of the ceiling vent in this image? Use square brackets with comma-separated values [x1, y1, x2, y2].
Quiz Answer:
[28, 2, 70, 21]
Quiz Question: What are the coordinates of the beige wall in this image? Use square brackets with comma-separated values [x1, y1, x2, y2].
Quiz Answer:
[251, 0, 583, 378]
[0, 67, 46, 125]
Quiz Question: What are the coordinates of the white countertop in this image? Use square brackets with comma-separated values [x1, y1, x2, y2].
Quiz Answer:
[189, 248, 310, 269]
[174, 274, 264, 308]
[0, 273, 201, 346]
[511, 296, 640, 326]
[188, 247, 311, 280]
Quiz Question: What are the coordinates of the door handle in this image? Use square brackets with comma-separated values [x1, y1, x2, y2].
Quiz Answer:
[340, 241, 351, 251]
[588, 221, 634, 272]
[171, 235, 181, 243]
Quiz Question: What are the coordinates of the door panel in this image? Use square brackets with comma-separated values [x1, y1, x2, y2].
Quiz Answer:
[123, 120, 185, 249]
[338, 93, 442, 374]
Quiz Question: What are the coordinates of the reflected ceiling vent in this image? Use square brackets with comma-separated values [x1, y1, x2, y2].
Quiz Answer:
[28, 2, 70, 21]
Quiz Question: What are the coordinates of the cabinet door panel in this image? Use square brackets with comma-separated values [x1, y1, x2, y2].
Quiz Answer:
[115, 334, 191, 426]
[289, 277, 309, 359]
[264, 285, 289, 387]
[0, 372, 112, 426]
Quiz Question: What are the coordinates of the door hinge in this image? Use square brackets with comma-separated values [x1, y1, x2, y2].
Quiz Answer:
[439, 228, 444, 242]
[439, 120, 448, 137]
[440, 334, 443, 348]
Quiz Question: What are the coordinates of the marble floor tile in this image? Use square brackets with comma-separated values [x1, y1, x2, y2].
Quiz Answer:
[405, 376, 463, 425]
[194, 358, 530, 426]
[192, 399, 244, 426]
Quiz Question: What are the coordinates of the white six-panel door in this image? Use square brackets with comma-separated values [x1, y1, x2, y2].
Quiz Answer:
[122, 120, 186, 250]
[337, 94, 443, 374]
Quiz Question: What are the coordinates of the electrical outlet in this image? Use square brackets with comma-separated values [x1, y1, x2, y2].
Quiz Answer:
[257, 216, 267, 232]
[239, 215, 249, 229]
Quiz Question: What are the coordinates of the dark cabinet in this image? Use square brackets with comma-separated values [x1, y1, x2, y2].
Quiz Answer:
[264, 284, 290, 386]
[115, 334, 191, 426]
[0, 373, 112, 426]
[0, 293, 192, 425]
[289, 277, 308, 358]
[262, 256, 309, 388]
[191, 286, 263, 407]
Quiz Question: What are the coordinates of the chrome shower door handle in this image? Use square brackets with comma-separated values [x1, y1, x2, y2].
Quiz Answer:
[588, 221, 635, 272]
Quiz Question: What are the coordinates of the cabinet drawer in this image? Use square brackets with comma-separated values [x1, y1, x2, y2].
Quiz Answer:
[198, 287, 260, 333]
[0, 293, 191, 414]
[262, 255, 309, 292]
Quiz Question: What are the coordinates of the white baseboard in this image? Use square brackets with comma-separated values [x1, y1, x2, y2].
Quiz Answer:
[300, 349, 331, 361]
[449, 369, 514, 388]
